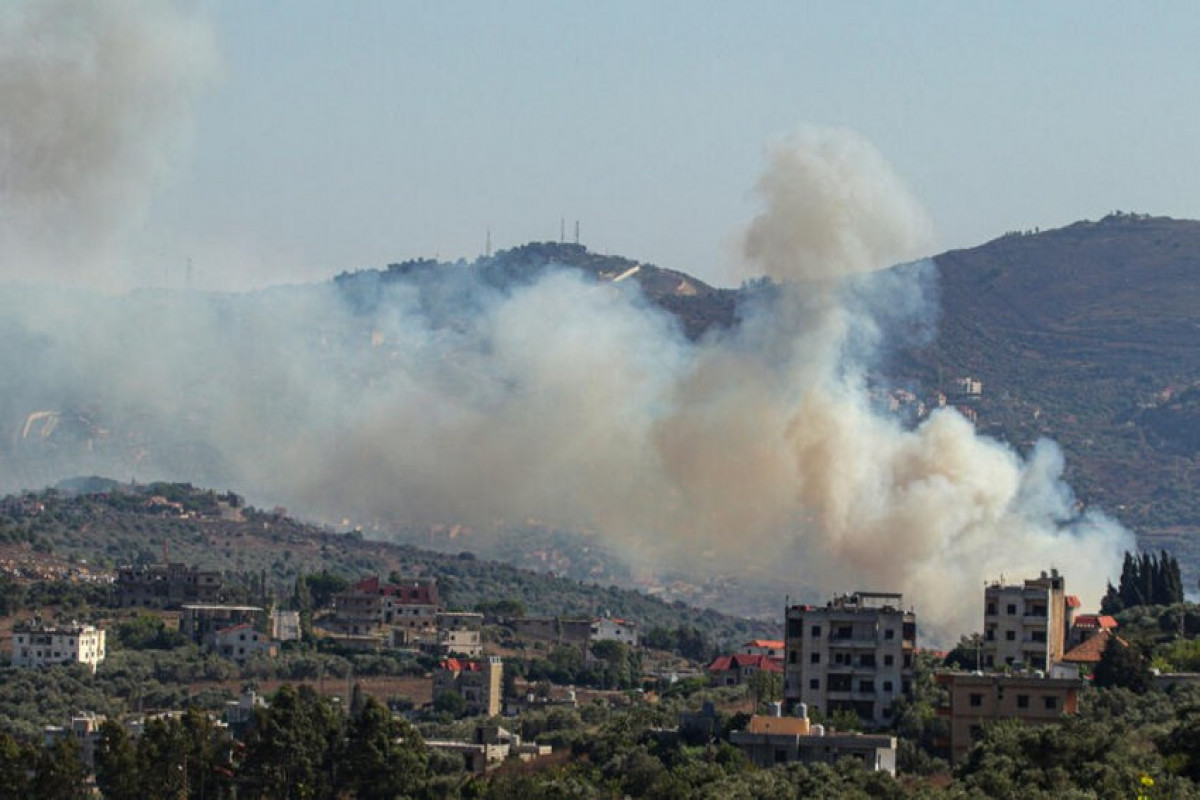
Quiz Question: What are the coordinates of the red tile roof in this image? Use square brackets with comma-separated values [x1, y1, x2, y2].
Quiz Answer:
[1065, 595, 1082, 609]
[707, 653, 783, 673]
[743, 639, 785, 650]
[1073, 614, 1118, 630]
[1062, 630, 1127, 664]
[439, 658, 482, 672]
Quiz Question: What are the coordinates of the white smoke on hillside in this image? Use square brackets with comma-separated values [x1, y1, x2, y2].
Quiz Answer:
[0, 3, 1130, 642]
[0, 0, 217, 286]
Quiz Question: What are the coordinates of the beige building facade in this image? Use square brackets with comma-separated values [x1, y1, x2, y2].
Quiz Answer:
[981, 570, 1074, 672]
[783, 592, 916, 727]
[936, 672, 1082, 764]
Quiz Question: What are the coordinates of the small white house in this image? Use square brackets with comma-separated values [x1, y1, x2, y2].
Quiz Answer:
[212, 623, 275, 663]
[591, 617, 638, 647]
[11, 622, 106, 673]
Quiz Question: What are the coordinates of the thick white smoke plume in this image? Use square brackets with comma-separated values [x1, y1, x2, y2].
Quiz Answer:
[0, 0, 217, 285]
[0, 4, 1130, 642]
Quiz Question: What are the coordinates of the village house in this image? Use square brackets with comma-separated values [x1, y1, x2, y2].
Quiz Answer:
[740, 639, 785, 660]
[11, 620, 106, 673]
[180, 604, 264, 644]
[730, 703, 897, 774]
[434, 656, 504, 718]
[706, 653, 783, 687]
[212, 623, 276, 663]
[329, 575, 441, 640]
[1067, 613, 1118, 648]
[434, 611, 484, 657]
[935, 671, 1083, 764]
[425, 724, 552, 774]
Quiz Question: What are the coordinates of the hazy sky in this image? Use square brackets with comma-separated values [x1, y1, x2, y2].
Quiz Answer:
[134, 1, 1200, 289]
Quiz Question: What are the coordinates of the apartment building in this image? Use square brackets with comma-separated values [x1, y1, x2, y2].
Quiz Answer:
[330, 575, 441, 638]
[11, 621, 107, 673]
[981, 570, 1077, 672]
[783, 592, 916, 727]
[116, 561, 222, 608]
[936, 672, 1082, 763]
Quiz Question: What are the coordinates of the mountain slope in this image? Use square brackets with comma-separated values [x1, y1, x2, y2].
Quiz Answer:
[908, 214, 1200, 551]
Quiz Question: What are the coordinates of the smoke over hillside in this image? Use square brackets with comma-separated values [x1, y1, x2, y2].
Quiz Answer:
[0, 0, 216, 285]
[0, 5, 1130, 641]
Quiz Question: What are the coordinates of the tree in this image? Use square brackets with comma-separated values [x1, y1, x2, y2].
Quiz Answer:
[745, 669, 782, 709]
[0, 732, 33, 797]
[1093, 636, 1151, 693]
[94, 720, 141, 800]
[342, 697, 428, 800]
[31, 736, 88, 800]
[433, 690, 467, 718]
[239, 684, 346, 799]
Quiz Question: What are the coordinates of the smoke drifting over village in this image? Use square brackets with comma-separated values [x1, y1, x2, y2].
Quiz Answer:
[0, 1, 1131, 641]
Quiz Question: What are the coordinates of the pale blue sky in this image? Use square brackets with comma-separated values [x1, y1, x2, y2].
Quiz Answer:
[141, 2, 1200, 288]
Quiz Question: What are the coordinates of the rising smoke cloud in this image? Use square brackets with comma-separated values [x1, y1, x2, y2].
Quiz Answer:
[0, 0, 217, 285]
[0, 4, 1130, 642]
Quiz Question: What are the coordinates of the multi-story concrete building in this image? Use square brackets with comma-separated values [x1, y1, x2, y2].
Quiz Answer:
[330, 575, 441, 638]
[936, 672, 1082, 763]
[981, 570, 1076, 672]
[783, 592, 916, 727]
[11, 621, 107, 673]
[436, 612, 484, 657]
[434, 656, 504, 718]
[116, 561, 222, 608]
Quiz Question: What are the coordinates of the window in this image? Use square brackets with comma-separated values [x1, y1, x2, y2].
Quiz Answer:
[1006, 604, 1017, 615]
[858, 680, 874, 693]
[985, 628, 995, 641]
[789, 650, 798, 664]
[1016, 695, 1029, 709]
[810, 652, 820, 664]
[986, 603, 997, 615]
[969, 693, 983, 708]
[884, 654, 894, 666]
[1005, 630, 1016, 641]
[884, 628, 895, 639]
[811, 625, 822, 638]
[859, 653, 875, 667]
[1044, 696, 1058, 711]
[836, 626, 852, 640]
[809, 678, 820, 690]
[883, 680, 893, 692]
[1031, 630, 1047, 643]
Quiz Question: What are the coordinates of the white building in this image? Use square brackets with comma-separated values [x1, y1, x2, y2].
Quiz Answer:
[591, 617, 638, 647]
[271, 609, 302, 642]
[11, 622, 106, 673]
[981, 570, 1075, 672]
[783, 592, 916, 727]
[212, 623, 275, 663]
